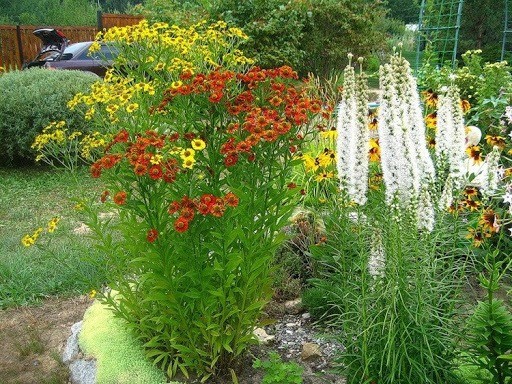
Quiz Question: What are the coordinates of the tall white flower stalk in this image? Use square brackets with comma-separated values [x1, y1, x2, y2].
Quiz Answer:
[435, 85, 467, 192]
[480, 147, 501, 198]
[377, 54, 435, 214]
[336, 56, 369, 205]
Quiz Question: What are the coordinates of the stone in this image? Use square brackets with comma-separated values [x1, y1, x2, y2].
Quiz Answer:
[253, 327, 275, 345]
[284, 298, 303, 314]
[63, 321, 82, 363]
[301, 342, 322, 361]
[69, 359, 96, 384]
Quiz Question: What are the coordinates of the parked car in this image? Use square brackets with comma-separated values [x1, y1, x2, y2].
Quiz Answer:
[23, 28, 116, 77]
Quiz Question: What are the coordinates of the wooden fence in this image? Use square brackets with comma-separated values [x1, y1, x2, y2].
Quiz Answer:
[100, 13, 144, 30]
[0, 13, 144, 70]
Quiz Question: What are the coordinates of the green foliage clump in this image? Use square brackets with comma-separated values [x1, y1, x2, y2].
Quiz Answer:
[0, 68, 98, 165]
[310, 202, 465, 384]
[212, 0, 307, 72]
[0, 0, 97, 26]
[465, 251, 512, 384]
[140, 0, 390, 77]
[253, 352, 303, 384]
[299, 0, 388, 77]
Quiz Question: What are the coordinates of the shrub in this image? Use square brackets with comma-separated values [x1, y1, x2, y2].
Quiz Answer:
[0, 68, 98, 165]
[140, 0, 390, 77]
[211, 0, 308, 72]
[299, 0, 389, 77]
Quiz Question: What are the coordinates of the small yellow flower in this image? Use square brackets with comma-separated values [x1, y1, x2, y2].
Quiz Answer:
[106, 104, 119, 114]
[88, 41, 101, 53]
[315, 172, 334, 182]
[180, 148, 196, 160]
[171, 81, 183, 89]
[21, 234, 35, 247]
[47, 217, 60, 233]
[320, 130, 337, 140]
[150, 154, 163, 165]
[126, 103, 139, 113]
[68, 131, 83, 140]
[154, 62, 165, 71]
[74, 202, 85, 211]
[302, 154, 318, 173]
[85, 107, 95, 120]
[191, 139, 206, 151]
[182, 157, 196, 169]
[89, 289, 97, 299]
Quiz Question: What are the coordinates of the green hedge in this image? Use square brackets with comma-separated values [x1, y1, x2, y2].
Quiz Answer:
[0, 68, 98, 165]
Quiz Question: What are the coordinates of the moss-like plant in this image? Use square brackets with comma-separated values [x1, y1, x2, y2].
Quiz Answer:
[79, 300, 175, 384]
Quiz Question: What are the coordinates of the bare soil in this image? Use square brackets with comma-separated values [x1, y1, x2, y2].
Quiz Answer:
[0, 295, 341, 384]
[0, 295, 93, 384]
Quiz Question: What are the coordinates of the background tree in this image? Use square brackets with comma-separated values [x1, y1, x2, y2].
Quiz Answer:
[458, 0, 504, 62]
[0, 0, 97, 26]
[300, 0, 388, 77]
[98, 0, 143, 13]
[386, 0, 420, 24]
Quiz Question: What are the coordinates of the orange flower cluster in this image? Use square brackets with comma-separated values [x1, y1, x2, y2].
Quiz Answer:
[168, 192, 239, 233]
[154, 66, 325, 167]
[90, 130, 196, 182]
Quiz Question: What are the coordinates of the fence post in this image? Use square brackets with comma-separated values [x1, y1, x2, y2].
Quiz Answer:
[16, 25, 24, 67]
[97, 10, 103, 31]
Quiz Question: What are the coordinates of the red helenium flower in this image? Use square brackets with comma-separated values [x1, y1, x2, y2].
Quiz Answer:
[224, 192, 239, 207]
[113, 191, 127, 205]
[146, 228, 158, 243]
[174, 217, 189, 233]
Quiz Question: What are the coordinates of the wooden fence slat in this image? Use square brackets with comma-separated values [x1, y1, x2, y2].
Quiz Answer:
[101, 13, 144, 29]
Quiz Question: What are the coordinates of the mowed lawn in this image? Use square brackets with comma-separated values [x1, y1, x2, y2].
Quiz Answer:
[0, 166, 107, 308]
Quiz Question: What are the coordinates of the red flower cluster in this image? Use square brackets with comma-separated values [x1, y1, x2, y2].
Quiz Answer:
[160, 66, 323, 168]
[90, 130, 185, 182]
[168, 192, 239, 233]
[153, 70, 236, 113]
[91, 154, 122, 178]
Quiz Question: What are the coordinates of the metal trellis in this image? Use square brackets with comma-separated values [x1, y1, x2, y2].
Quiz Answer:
[416, 0, 464, 70]
[502, 0, 512, 61]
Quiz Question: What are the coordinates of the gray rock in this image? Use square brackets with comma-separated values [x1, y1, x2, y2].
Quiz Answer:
[301, 342, 322, 361]
[284, 298, 303, 314]
[69, 359, 96, 384]
[63, 321, 82, 364]
[253, 327, 275, 345]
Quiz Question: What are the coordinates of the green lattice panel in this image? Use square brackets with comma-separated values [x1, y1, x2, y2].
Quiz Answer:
[416, 0, 464, 69]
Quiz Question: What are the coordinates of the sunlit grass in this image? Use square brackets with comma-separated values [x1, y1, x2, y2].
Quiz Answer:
[0, 166, 107, 308]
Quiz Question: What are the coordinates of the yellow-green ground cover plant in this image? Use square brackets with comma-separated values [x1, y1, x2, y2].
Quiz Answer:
[51, 20, 330, 381]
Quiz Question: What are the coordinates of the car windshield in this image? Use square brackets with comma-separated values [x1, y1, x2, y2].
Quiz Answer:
[62, 42, 90, 59]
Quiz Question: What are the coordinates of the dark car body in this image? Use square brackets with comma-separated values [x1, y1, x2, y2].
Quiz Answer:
[23, 28, 116, 77]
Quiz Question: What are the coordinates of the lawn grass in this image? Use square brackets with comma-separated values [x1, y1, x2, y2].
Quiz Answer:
[0, 166, 108, 308]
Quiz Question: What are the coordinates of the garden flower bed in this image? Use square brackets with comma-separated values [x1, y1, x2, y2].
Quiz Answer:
[17, 18, 512, 384]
